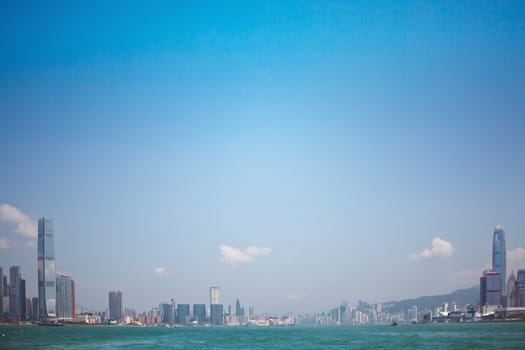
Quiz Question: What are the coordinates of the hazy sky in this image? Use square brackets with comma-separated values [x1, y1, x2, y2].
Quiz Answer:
[1, 1, 525, 314]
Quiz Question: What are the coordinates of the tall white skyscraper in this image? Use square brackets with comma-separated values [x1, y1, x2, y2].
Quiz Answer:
[38, 218, 56, 319]
[210, 286, 220, 305]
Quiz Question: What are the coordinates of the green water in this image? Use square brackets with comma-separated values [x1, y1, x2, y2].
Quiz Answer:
[1, 322, 524, 349]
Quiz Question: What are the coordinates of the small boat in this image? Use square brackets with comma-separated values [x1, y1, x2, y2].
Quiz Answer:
[391, 320, 398, 326]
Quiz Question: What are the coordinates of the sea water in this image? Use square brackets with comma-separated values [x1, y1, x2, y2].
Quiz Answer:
[1, 322, 524, 349]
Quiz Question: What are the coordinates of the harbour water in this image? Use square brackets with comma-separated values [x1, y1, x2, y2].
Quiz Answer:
[1, 322, 524, 349]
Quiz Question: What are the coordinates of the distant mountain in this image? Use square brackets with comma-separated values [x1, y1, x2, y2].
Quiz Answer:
[381, 287, 479, 313]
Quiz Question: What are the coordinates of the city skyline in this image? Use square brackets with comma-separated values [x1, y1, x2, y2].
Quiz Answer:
[1, 1, 525, 314]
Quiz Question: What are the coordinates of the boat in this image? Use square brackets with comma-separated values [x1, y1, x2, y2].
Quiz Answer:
[391, 320, 398, 326]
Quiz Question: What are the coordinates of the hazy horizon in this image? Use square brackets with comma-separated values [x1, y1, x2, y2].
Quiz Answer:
[1, 1, 525, 315]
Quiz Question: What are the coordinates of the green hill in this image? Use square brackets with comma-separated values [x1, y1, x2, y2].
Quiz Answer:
[382, 287, 479, 313]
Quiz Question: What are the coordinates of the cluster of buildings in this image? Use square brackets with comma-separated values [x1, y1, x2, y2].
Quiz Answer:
[0, 218, 75, 323]
[2, 219, 524, 325]
[479, 226, 525, 318]
[102, 286, 270, 326]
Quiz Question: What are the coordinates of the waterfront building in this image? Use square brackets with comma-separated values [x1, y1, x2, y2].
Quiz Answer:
[507, 272, 517, 307]
[56, 272, 75, 320]
[9, 266, 26, 320]
[480, 270, 502, 309]
[38, 218, 56, 319]
[160, 303, 170, 324]
[210, 286, 223, 325]
[193, 304, 206, 324]
[517, 269, 525, 307]
[235, 299, 244, 316]
[0, 268, 3, 313]
[177, 304, 190, 324]
[210, 303, 224, 325]
[492, 226, 507, 294]
[108, 290, 123, 322]
[32, 297, 39, 320]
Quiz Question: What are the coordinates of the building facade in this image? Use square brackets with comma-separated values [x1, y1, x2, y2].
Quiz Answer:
[210, 286, 220, 305]
[193, 304, 206, 324]
[492, 226, 507, 295]
[210, 304, 224, 325]
[108, 290, 123, 322]
[177, 304, 190, 324]
[38, 218, 56, 319]
[56, 272, 75, 320]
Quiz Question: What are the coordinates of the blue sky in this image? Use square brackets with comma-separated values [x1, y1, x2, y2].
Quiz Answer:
[1, 0, 525, 314]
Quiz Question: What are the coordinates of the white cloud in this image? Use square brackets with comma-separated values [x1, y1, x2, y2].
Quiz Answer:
[0, 203, 37, 238]
[153, 266, 170, 277]
[508, 246, 525, 271]
[410, 237, 454, 261]
[0, 237, 13, 249]
[219, 245, 273, 264]
[245, 246, 272, 257]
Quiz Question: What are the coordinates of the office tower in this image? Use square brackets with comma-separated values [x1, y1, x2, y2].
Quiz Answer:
[56, 272, 74, 319]
[210, 286, 220, 305]
[210, 286, 223, 325]
[26, 298, 32, 320]
[235, 299, 243, 316]
[160, 303, 170, 324]
[38, 218, 56, 319]
[517, 269, 525, 307]
[492, 226, 507, 294]
[193, 304, 206, 324]
[9, 266, 26, 320]
[108, 291, 123, 322]
[1, 274, 8, 313]
[507, 272, 517, 307]
[480, 270, 502, 307]
[0, 268, 3, 313]
[32, 297, 39, 320]
[210, 304, 224, 325]
[177, 304, 190, 324]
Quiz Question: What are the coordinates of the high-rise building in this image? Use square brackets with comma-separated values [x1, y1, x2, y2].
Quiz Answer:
[492, 226, 507, 294]
[32, 297, 39, 320]
[38, 218, 56, 319]
[210, 286, 223, 325]
[56, 272, 75, 320]
[507, 271, 518, 307]
[210, 304, 224, 325]
[193, 304, 206, 324]
[210, 287, 220, 305]
[517, 269, 525, 307]
[480, 270, 502, 308]
[160, 303, 170, 324]
[9, 266, 26, 320]
[235, 299, 242, 316]
[108, 291, 123, 322]
[0, 268, 3, 314]
[177, 304, 190, 324]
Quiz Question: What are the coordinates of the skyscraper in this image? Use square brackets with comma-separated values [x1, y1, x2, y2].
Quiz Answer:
[492, 226, 507, 295]
[193, 304, 206, 324]
[109, 291, 123, 322]
[56, 272, 74, 320]
[177, 304, 190, 324]
[517, 269, 525, 307]
[210, 286, 220, 305]
[38, 218, 56, 319]
[210, 287, 223, 325]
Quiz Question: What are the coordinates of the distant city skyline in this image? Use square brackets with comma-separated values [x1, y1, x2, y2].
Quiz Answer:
[1, 1, 525, 314]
